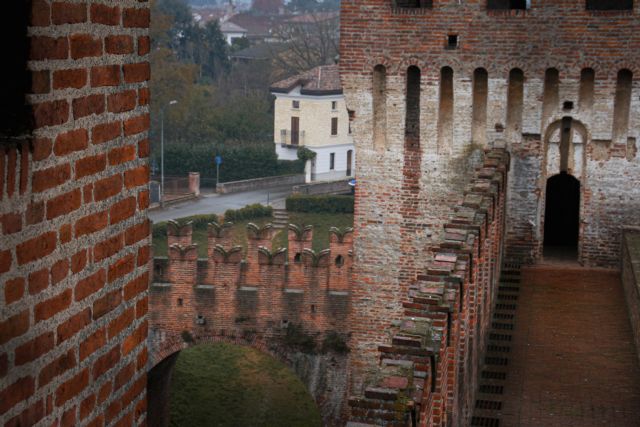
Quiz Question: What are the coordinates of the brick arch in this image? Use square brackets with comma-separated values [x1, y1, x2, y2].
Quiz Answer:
[498, 63, 528, 79]
[543, 117, 590, 146]
[149, 331, 296, 373]
[146, 331, 320, 427]
[611, 61, 640, 78]
[365, 55, 393, 74]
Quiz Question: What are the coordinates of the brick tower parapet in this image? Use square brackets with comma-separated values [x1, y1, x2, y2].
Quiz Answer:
[167, 219, 193, 247]
[206, 220, 234, 256]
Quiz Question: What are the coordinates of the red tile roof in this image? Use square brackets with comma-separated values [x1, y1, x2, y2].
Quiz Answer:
[270, 64, 342, 95]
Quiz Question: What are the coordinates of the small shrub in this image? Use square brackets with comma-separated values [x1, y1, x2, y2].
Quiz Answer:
[321, 331, 349, 354]
[152, 222, 167, 239]
[224, 203, 273, 222]
[297, 146, 317, 162]
[283, 323, 316, 353]
[184, 214, 221, 229]
[181, 330, 194, 343]
[286, 195, 354, 214]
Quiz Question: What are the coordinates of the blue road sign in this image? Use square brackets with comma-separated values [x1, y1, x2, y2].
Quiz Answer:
[215, 155, 222, 165]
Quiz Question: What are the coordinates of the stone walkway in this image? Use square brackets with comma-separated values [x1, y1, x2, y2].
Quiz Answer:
[498, 264, 640, 426]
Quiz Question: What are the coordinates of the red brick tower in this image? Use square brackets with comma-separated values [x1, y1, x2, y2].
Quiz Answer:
[1, 2, 150, 425]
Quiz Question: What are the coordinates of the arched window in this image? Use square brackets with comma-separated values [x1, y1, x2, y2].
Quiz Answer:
[405, 66, 421, 149]
[472, 68, 488, 146]
[578, 68, 595, 110]
[613, 69, 633, 143]
[372, 65, 387, 151]
[335, 255, 344, 267]
[506, 68, 524, 136]
[437, 66, 454, 153]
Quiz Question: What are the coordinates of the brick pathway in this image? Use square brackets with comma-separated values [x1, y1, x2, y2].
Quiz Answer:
[499, 264, 640, 426]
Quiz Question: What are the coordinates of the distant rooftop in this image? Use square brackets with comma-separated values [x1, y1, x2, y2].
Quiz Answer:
[220, 21, 248, 33]
[270, 65, 342, 96]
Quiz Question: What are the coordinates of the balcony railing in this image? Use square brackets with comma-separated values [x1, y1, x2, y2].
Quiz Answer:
[280, 129, 305, 147]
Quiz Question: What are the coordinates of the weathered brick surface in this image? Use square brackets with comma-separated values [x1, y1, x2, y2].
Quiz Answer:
[340, 2, 640, 425]
[0, 2, 150, 425]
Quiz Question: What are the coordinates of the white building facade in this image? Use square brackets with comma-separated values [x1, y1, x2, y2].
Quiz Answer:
[270, 65, 355, 182]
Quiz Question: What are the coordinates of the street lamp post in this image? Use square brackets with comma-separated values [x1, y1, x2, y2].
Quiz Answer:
[160, 100, 178, 207]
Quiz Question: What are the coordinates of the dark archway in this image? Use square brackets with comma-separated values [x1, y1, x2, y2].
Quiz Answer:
[544, 172, 580, 257]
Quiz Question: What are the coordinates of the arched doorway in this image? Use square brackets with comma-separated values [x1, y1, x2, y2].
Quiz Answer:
[543, 172, 580, 258]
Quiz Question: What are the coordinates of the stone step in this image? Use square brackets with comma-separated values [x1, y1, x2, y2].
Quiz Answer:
[364, 387, 399, 401]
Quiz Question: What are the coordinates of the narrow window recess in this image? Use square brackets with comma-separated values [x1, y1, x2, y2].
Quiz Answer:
[196, 315, 206, 325]
[331, 101, 338, 110]
[394, 0, 432, 8]
[330, 152, 335, 170]
[294, 252, 302, 263]
[331, 117, 338, 136]
[563, 101, 574, 111]
[586, 0, 633, 10]
[487, 0, 529, 10]
[446, 35, 459, 50]
[177, 298, 183, 306]
[335, 255, 344, 267]
[292, 100, 300, 109]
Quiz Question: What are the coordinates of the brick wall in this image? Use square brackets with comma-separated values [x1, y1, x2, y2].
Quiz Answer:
[347, 148, 509, 426]
[340, 0, 640, 413]
[1, 2, 150, 426]
[147, 221, 353, 423]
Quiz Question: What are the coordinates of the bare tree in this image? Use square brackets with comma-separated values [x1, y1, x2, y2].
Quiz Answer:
[268, 12, 339, 79]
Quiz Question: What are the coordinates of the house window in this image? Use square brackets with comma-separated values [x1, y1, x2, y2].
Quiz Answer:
[487, 0, 528, 9]
[330, 153, 335, 170]
[331, 117, 338, 136]
[331, 101, 337, 110]
[586, 0, 633, 9]
[292, 100, 300, 109]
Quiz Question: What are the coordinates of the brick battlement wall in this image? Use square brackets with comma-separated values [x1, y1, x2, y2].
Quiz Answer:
[340, 2, 640, 422]
[348, 147, 509, 427]
[1, 2, 150, 427]
[147, 221, 353, 424]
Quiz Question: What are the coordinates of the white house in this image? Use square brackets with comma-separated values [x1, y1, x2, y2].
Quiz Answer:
[269, 65, 355, 182]
[219, 21, 248, 45]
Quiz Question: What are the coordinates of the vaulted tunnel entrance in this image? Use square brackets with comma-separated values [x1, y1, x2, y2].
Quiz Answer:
[543, 172, 580, 258]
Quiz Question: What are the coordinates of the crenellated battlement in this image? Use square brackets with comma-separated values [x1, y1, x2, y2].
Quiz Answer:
[149, 221, 354, 373]
[348, 147, 510, 427]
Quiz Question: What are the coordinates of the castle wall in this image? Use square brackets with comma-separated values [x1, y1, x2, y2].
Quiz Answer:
[0, 2, 150, 426]
[148, 222, 353, 424]
[340, 0, 640, 411]
[348, 148, 509, 426]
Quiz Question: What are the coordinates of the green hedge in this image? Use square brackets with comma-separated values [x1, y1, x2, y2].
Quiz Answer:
[224, 204, 273, 222]
[285, 195, 354, 214]
[158, 143, 304, 184]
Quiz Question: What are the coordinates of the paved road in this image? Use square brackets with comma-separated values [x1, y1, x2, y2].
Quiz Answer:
[148, 184, 294, 223]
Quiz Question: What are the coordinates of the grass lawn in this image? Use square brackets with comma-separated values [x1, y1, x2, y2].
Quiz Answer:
[169, 343, 321, 427]
[152, 212, 353, 257]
